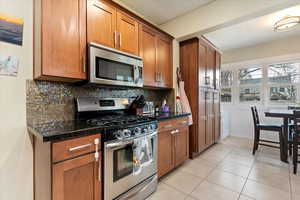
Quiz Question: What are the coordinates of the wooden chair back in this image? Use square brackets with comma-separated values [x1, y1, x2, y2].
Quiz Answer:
[293, 110, 300, 132]
[251, 106, 260, 128]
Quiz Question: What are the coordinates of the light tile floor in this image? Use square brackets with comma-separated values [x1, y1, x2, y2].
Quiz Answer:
[147, 136, 300, 200]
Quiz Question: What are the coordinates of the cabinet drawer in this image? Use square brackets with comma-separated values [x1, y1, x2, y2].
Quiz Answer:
[176, 117, 188, 127]
[52, 134, 101, 163]
[158, 117, 188, 132]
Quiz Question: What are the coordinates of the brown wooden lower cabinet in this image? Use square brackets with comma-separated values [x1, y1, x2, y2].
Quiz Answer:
[53, 153, 101, 200]
[34, 134, 102, 200]
[157, 117, 189, 178]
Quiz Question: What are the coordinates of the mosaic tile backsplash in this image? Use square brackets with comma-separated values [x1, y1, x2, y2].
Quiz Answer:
[26, 80, 174, 124]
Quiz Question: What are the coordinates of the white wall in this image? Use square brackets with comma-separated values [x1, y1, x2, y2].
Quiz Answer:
[0, 0, 33, 200]
[223, 35, 300, 64]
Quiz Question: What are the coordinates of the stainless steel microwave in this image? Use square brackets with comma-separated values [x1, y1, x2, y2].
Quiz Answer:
[88, 43, 143, 87]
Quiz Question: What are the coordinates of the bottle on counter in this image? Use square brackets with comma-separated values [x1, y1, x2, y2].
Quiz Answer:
[176, 96, 183, 113]
[161, 99, 169, 113]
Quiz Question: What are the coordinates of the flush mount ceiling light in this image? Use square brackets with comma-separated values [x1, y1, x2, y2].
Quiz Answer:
[274, 15, 300, 32]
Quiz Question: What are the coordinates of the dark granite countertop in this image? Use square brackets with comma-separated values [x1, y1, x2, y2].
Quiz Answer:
[147, 112, 191, 121]
[27, 112, 190, 143]
[27, 120, 106, 142]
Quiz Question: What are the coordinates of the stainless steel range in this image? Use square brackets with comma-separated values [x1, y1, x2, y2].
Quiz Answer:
[76, 97, 158, 200]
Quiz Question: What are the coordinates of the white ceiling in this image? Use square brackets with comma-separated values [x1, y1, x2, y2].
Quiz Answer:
[116, 0, 215, 25]
[204, 5, 300, 51]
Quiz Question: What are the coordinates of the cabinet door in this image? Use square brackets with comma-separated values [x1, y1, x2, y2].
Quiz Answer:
[116, 11, 139, 55]
[215, 51, 221, 89]
[87, 0, 116, 48]
[198, 88, 206, 152]
[175, 127, 189, 166]
[139, 25, 157, 87]
[157, 35, 172, 88]
[214, 92, 221, 142]
[53, 153, 101, 200]
[205, 91, 214, 146]
[42, 0, 86, 80]
[206, 47, 215, 88]
[157, 130, 174, 178]
[199, 43, 207, 87]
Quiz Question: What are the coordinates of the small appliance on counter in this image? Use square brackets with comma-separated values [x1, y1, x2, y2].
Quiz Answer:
[143, 101, 154, 115]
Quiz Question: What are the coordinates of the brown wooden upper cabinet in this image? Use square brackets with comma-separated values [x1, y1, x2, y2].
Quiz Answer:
[157, 35, 173, 88]
[34, 0, 87, 82]
[87, 0, 139, 56]
[139, 25, 173, 88]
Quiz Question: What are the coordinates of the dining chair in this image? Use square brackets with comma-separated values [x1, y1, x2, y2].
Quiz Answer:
[292, 110, 300, 174]
[251, 106, 284, 159]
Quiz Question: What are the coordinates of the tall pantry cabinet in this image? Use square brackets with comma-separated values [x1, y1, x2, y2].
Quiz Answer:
[180, 37, 221, 158]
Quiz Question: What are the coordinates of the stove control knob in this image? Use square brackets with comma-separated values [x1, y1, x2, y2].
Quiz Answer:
[123, 129, 131, 137]
[134, 127, 141, 135]
[114, 130, 123, 140]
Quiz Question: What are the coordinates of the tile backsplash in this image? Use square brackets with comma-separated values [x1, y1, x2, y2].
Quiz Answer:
[26, 80, 174, 124]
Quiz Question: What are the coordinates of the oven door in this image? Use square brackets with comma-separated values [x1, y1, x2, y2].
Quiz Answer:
[104, 133, 157, 200]
[89, 43, 143, 87]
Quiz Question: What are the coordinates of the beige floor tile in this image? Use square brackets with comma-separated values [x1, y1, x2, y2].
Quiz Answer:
[190, 180, 239, 200]
[199, 149, 229, 163]
[224, 153, 254, 167]
[217, 160, 252, 178]
[206, 169, 247, 193]
[239, 195, 255, 200]
[179, 160, 215, 178]
[248, 163, 290, 192]
[185, 196, 197, 200]
[293, 194, 300, 200]
[192, 156, 220, 167]
[211, 143, 233, 153]
[291, 174, 300, 196]
[162, 170, 204, 194]
[242, 179, 291, 200]
[146, 182, 187, 200]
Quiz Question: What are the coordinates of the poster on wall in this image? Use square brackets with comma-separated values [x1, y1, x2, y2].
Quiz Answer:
[0, 56, 19, 77]
[0, 13, 24, 46]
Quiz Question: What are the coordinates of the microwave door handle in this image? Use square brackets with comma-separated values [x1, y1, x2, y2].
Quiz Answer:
[134, 66, 139, 83]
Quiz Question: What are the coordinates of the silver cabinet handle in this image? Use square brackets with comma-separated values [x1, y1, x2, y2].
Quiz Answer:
[69, 143, 92, 152]
[171, 129, 179, 134]
[82, 57, 86, 73]
[94, 138, 101, 182]
[164, 124, 172, 129]
[114, 31, 117, 47]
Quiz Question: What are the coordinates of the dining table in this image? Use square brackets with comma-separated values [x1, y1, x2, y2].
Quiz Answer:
[265, 109, 294, 163]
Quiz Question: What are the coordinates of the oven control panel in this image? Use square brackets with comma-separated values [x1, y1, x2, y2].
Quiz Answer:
[107, 122, 157, 141]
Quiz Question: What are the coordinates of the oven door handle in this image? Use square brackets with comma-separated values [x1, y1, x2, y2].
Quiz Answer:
[106, 140, 134, 149]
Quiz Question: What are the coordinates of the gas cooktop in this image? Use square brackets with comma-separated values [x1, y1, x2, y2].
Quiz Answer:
[86, 115, 155, 127]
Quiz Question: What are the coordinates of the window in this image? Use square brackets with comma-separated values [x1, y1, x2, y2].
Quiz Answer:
[268, 63, 300, 83]
[267, 62, 300, 104]
[221, 71, 233, 87]
[221, 70, 233, 103]
[269, 86, 296, 103]
[239, 87, 261, 103]
[221, 88, 232, 102]
[239, 67, 262, 85]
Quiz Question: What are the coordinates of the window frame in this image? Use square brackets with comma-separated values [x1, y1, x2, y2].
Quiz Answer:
[220, 70, 234, 104]
[221, 55, 300, 107]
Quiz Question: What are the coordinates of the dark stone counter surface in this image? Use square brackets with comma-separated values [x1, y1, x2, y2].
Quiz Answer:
[27, 120, 105, 142]
[27, 112, 190, 142]
[149, 112, 191, 121]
